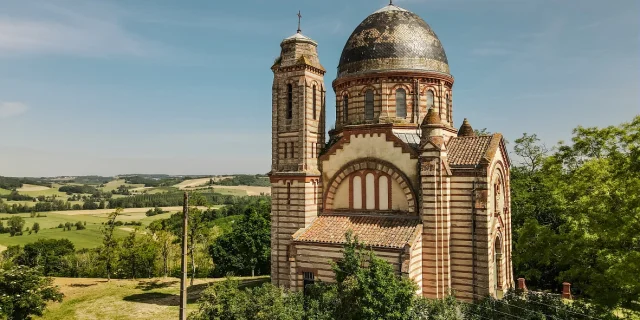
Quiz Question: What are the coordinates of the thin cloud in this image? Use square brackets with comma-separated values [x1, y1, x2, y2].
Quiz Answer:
[0, 1, 156, 58]
[0, 102, 28, 119]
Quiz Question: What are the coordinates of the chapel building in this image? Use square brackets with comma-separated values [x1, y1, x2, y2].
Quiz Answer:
[269, 3, 513, 301]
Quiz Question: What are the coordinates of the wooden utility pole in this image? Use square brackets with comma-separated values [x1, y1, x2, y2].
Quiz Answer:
[179, 192, 189, 320]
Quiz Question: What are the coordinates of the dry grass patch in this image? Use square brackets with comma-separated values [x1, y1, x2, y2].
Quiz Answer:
[17, 184, 52, 192]
[37, 277, 269, 320]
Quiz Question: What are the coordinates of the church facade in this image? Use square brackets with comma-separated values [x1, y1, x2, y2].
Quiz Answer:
[269, 4, 513, 301]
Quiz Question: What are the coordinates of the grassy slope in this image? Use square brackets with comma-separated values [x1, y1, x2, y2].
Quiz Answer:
[38, 276, 269, 320]
[101, 179, 145, 192]
[0, 188, 11, 195]
[0, 225, 131, 249]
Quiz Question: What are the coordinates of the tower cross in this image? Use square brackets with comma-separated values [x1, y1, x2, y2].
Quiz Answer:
[297, 10, 302, 33]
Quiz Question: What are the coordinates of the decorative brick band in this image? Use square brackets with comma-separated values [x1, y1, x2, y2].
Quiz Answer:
[323, 158, 418, 214]
[319, 124, 419, 162]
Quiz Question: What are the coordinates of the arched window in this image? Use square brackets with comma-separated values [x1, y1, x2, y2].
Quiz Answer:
[312, 85, 317, 120]
[379, 175, 389, 210]
[494, 236, 503, 291]
[447, 94, 452, 122]
[343, 94, 349, 124]
[395, 88, 407, 118]
[286, 84, 293, 119]
[444, 93, 450, 121]
[364, 89, 374, 120]
[353, 175, 363, 209]
[426, 90, 434, 110]
[365, 173, 375, 209]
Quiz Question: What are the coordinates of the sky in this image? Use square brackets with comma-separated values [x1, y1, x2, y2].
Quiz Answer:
[0, 0, 638, 177]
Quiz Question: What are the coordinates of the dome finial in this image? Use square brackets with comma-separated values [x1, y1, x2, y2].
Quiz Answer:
[389, 0, 393, 5]
[297, 10, 302, 33]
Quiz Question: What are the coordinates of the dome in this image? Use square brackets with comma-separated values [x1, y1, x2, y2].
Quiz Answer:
[337, 5, 449, 78]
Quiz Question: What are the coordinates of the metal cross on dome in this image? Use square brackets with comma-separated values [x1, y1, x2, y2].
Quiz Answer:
[297, 10, 302, 33]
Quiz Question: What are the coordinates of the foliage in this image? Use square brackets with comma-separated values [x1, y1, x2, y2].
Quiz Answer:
[189, 279, 304, 320]
[511, 116, 640, 311]
[7, 216, 25, 236]
[145, 207, 165, 217]
[107, 191, 234, 209]
[466, 289, 618, 320]
[9, 239, 75, 276]
[213, 175, 270, 187]
[0, 265, 63, 320]
[100, 208, 122, 281]
[209, 207, 270, 277]
[58, 185, 100, 195]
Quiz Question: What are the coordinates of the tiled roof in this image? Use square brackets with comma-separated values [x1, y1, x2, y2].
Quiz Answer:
[447, 135, 494, 167]
[294, 215, 420, 249]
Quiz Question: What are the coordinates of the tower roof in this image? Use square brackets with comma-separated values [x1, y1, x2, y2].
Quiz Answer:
[458, 118, 476, 137]
[337, 4, 449, 78]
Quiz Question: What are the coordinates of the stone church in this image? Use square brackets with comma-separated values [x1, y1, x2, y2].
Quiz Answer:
[269, 3, 513, 301]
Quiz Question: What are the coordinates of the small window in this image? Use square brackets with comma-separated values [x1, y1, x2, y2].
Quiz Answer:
[396, 88, 407, 118]
[284, 143, 288, 159]
[426, 90, 434, 110]
[287, 183, 291, 204]
[289, 142, 294, 159]
[343, 94, 349, 124]
[303, 271, 315, 295]
[312, 85, 317, 120]
[447, 94, 452, 122]
[286, 84, 293, 119]
[365, 89, 374, 120]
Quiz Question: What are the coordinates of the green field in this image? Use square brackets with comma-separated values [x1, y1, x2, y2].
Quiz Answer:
[0, 224, 130, 249]
[37, 276, 269, 320]
[0, 188, 11, 195]
[0, 206, 220, 249]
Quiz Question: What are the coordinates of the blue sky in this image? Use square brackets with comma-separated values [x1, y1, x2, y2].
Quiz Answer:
[0, 0, 638, 177]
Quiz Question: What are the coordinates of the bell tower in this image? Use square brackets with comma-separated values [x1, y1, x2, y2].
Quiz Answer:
[270, 19, 326, 288]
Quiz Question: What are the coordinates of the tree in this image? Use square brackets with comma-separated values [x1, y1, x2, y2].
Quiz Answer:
[0, 265, 63, 320]
[32, 222, 40, 234]
[154, 230, 174, 278]
[209, 208, 270, 277]
[100, 208, 121, 281]
[7, 216, 25, 236]
[511, 116, 640, 311]
[15, 239, 75, 276]
[75, 221, 86, 230]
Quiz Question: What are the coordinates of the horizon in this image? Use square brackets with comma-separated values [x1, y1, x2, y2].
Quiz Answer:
[1, 0, 638, 176]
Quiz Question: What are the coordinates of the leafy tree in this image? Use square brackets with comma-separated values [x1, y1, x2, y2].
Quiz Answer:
[511, 116, 640, 311]
[209, 208, 270, 277]
[7, 216, 25, 236]
[306, 232, 417, 320]
[0, 265, 63, 320]
[75, 221, 86, 230]
[14, 239, 75, 276]
[100, 208, 121, 281]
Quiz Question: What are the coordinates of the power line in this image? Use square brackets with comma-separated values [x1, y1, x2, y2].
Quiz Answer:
[451, 279, 601, 320]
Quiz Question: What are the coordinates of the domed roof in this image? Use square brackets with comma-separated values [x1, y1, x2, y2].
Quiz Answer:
[337, 5, 449, 78]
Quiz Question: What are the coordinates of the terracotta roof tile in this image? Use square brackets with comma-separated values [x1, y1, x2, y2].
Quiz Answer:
[294, 215, 420, 249]
[447, 135, 493, 166]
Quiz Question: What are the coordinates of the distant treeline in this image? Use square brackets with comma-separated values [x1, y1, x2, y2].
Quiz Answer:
[213, 174, 270, 187]
[0, 176, 52, 190]
[107, 192, 236, 208]
[58, 185, 100, 195]
[121, 175, 189, 187]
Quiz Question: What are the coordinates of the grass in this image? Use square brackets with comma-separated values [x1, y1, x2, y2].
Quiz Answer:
[0, 206, 216, 250]
[0, 188, 12, 195]
[0, 224, 130, 249]
[37, 276, 269, 320]
[100, 179, 145, 192]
